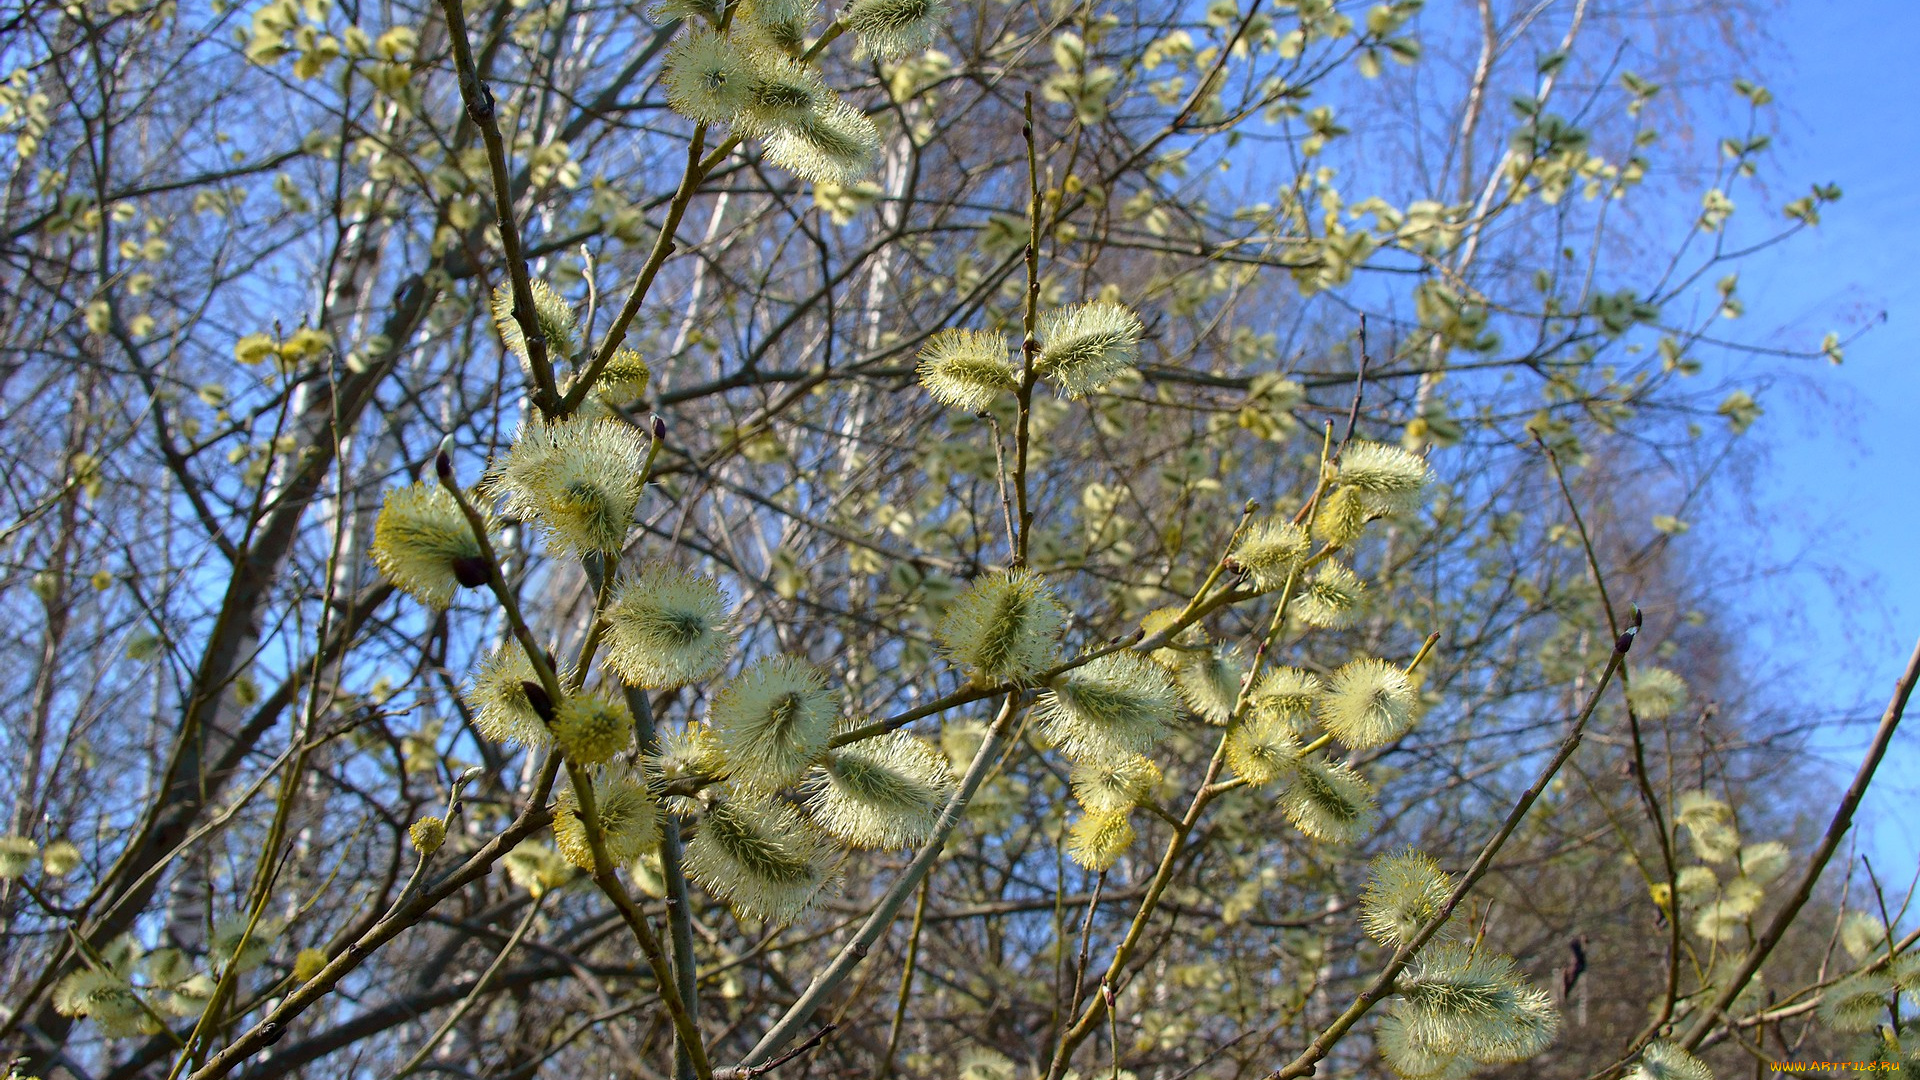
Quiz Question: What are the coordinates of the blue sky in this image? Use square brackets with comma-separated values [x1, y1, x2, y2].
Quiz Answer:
[1730, 0, 1920, 887]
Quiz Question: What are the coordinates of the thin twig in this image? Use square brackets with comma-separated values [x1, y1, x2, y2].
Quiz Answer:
[1673, 635, 1920, 1053]
[1266, 612, 1642, 1080]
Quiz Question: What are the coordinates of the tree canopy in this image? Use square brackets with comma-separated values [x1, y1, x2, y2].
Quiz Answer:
[0, 0, 1906, 1078]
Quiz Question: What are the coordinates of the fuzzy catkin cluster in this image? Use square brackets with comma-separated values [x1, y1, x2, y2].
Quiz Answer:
[1359, 850, 1453, 946]
[408, 815, 447, 855]
[1039, 652, 1177, 764]
[937, 569, 1068, 685]
[369, 482, 486, 609]
[915, 299, 1145, 410]
[806, 732, 957, 849]
[368, 284, 661, 607]
[1380, 941, 1560, 1076]
[683, 790, 836, 922]
[488, 416, 651, 557]
[917, 329, 1015, 411]
[551, 693, 635, 765]
[1232, 516, 1310, 590]
[1319, 657, 1417, 748]
[553, 771, 660, 871]
[603, 565, 735, 688]
[708, 656, 839, 790]
[1626, 1042, 1715, 1080]
[1175, 644, 1245, 724]
[1152, 621, 1400, 845]
[656, 0, 949, 186]
[462, 645, 567, 747]
[54, 928, 274, 1038]
[490, 280, 578, 365]
[1036, 651, 1178, 871]
[1660, 793, 1766, 940]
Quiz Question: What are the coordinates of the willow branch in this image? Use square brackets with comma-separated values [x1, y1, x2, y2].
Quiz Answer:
[1266, 615, 1641, 1080]
[729, 694, 1022, 1072]
[1673, 635, 1920, 1052]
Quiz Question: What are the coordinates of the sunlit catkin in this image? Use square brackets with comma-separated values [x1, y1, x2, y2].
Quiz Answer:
[649, 0, 725, 22]
[664, 31, 753, 125]
[917, 328, 1016, 411]
[550, 692, 635, 766]
[844, 0, 947, 57]
[649, 725, 728, 814]
[488, 416, 649, 556]
[1894, 952, 1920, 994]
[1737, 840, 1791, 883]
[1360, 850, 1453, 946]
[1038, 652, 1177, 762]
[52, 969, 157, 1038]
[0, 836, 37, 879]
[957, 1047, 1018, 1080]
[1675, 790, 1740, 863]
[1335, 440, 1432, 518]
[1626, 666, 1688, 720]
[1065, 809, 1135, 871]
[1139, 604, 1207, 670]
[738, 54, 827, 133]
[370, 482, 486, 609]
[1819, 972, 1897, 1033]
[737, 0, 815, 55]
[604, 565, 734, 688]
[1280, 757, 1377, 843]
[805, 732, 956, 849]
[684, 789, 835, 922]
[1231, 515, 1310, 591]
[210, 913, 278, 974]
[40, 840, 80, 877]
[1294, 562, 1365, 629]
[1395, 941, 1560, 1064]
[1249, 667, 1322, 737]
[1320, 657, 1417, 748]
[554, 771, 660, 870]
[490, 279, 579, 363]
[763, 94, 881, 184]
[1627, 1041, 1715, 1080]
[1470, 987, 1560, 1064]
[463, 645, 564, 747]
[593, 348, 652, 404]
[1224, 711, 1301, 787]
[504, 840, 574, 896]
[293, 947, 327, 983]
[408, 816, 446, 855]
[709, 656, 838, 791]
[1312, 484, 1369, 548]
[1068, 752, 1160, 814]
[1035, 300, 1143, 398]
[1176, 644, 1245, 723]
[937, 568, 1068, 686]
[1375, 1011, 1471, 1080]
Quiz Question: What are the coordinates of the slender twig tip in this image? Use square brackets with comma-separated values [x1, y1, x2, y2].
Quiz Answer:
[1615, 605, 1643, 652]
